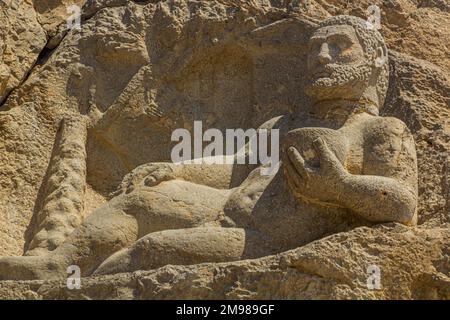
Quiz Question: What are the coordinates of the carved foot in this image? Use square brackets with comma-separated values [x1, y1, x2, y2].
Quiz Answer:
[0, 255, 66, 281]
[92, 248, 132, 276]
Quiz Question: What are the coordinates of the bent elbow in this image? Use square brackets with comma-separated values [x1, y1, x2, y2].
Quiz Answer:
[394, 191, 417, 225]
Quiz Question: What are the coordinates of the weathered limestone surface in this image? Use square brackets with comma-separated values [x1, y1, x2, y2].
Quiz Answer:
[0, 0, 448, 299]
[0, 224, 448, 299]
[0, 0, 46, 104]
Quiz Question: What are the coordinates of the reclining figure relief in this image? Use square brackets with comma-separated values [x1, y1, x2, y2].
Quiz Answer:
[0, 15, 418, 280]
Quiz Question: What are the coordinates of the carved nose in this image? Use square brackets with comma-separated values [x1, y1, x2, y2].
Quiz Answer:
[318, 43, 332, 64]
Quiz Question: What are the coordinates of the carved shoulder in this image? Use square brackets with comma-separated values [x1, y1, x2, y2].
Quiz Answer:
[362, 116, 417, 189]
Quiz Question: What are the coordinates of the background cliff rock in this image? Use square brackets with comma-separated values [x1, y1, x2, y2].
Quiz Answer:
[0, 0, 448, 299]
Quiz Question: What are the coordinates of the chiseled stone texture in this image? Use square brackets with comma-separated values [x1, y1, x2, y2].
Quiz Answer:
[0, 0, 46, 104]
[0, 224, 448, 299]
[0, 0, 448, 299]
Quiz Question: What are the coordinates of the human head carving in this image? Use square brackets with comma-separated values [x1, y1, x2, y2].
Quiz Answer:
[305, 15, 389, 114]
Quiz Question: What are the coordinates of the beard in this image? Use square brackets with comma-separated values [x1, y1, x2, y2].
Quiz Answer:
[304, 62, 373, 101]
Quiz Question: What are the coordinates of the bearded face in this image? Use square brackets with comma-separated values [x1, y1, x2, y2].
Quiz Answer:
[305, 25, 373, 102]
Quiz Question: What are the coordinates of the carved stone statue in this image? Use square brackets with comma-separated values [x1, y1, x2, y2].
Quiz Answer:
[0, 15, 418, 280]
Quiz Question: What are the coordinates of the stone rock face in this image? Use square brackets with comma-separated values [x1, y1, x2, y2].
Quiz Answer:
[0, 1, 46, 104]
[0, 0, 448, 299]
[0, 224, 448, 299]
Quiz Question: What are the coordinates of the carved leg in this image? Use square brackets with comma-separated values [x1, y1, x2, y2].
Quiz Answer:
[93, 227, 275, 276]
[0, 181, 228, 280]
[123, 180, 230, 237]
[0, 198, 137, 280]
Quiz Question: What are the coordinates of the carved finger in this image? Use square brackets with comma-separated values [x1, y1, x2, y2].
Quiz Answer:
[144, 175, 158, 187]
[144, 169, 172, 187]
[285, 174, 298, 194]
[287, 147, 309, 177]
[284, 161, 303, 188]
[313, 138, 340, 169]
[285, 168, 301, 192]
[148, 163, 163, 174]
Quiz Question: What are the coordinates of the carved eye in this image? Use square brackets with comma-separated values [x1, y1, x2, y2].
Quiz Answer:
[328, 38, 351, 54]
[323, 40, 340, 56]
[310, 41, 321, 52]
[337, 39, 352, 52]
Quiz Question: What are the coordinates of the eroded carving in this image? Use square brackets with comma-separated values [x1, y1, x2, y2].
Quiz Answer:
[0, 15, 418, 280]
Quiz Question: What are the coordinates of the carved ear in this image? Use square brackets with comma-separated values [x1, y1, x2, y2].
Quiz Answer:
[374, 45, 387, 68]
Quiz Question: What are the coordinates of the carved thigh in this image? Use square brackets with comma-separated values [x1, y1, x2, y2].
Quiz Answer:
[93, 227, 273, 275]
[123, 180, 230, 237]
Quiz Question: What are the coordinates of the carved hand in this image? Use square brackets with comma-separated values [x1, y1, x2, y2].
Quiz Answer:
[116, 162, 182, 195]
[283, 138, 348, 205]
[142, 163, 181, 187]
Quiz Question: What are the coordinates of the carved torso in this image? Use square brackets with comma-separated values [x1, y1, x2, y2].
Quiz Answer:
[223, 111, 395, 251]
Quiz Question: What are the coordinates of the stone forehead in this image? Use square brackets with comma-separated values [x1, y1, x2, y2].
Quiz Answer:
[310, 25, 359, 40]
[319, 15, 370, 30]
[317, 15, 386, 48]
